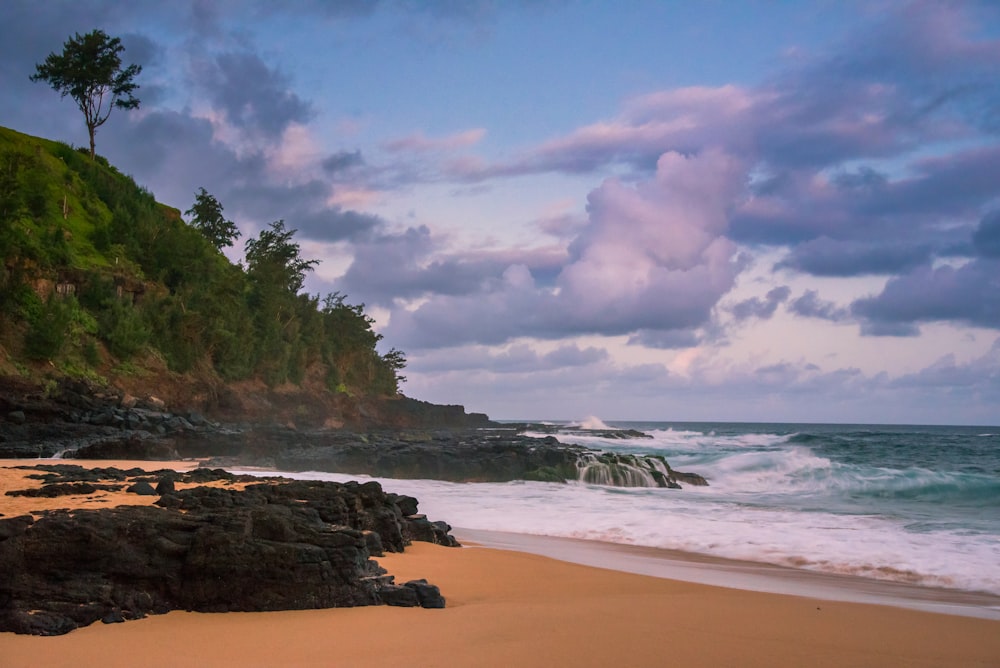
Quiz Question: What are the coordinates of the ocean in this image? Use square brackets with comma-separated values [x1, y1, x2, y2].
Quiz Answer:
[235, 420, 1000, 600]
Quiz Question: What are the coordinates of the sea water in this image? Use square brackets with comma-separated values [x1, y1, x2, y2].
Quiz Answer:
[235, 421, 1000, 597]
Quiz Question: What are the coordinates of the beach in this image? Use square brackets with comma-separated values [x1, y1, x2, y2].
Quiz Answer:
[2, 460, 1000, 667]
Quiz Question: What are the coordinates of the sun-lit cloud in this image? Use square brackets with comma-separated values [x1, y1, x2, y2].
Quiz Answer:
[383, 128, 487, 153]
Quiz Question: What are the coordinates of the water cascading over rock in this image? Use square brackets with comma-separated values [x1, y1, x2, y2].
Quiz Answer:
[575, 452, 708, 489]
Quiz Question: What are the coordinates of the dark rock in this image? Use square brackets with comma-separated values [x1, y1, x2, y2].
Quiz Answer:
[0, 515, 34, 540]
[0, 470, 456, 635]
[7, 411, 26, 425]
[669, 469, 709, 487]
[155, 476, 175, 495]
[392, 494, 420, 517]
[5, 482, 123, 497]
[186, 412, 208, 427]
[127, 481, 157, 496]
[378, 584, 419, 607]
[67, 434, 179, 460]
[404, 579, 446, 609]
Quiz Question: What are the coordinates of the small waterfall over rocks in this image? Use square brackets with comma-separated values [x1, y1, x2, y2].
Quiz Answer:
[575, 452, 708, 489]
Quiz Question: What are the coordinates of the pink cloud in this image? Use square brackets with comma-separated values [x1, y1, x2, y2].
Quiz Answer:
[383, 128, 487, 153]
[382, 148, 747, 348]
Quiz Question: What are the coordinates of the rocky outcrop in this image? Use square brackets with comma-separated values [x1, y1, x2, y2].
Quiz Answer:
[196, 429, 707, 489]
[0, 377, 707, 489]
[0, 465, 456, 635]
[0, 376, 491, 458]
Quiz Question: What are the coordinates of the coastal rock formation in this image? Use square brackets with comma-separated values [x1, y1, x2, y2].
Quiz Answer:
[238, 430, 708, 488]
[0, 377, 707, 489]
[0, 376, 491, 460]
[0, 466, 457, 635]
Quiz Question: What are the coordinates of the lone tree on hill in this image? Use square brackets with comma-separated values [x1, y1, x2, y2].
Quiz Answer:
[30, 29, 141, 160]
[185, 187, 241, 250]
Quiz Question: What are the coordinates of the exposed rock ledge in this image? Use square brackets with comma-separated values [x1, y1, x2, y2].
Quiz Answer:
[0, 376, 708, 489]
[0, 465, 456, 635]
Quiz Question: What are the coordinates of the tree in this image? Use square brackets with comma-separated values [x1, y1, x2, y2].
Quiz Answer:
[244, 220, 318, 294]
[185, 187, 241, 250]
[30, 29, 141, 160]
[382, 347, 407, 386]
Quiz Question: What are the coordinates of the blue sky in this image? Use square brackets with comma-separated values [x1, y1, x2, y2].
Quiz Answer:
[2, 1, 999, 424]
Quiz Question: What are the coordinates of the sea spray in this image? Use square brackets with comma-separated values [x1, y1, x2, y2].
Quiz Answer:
[233, 420, 1000, 596]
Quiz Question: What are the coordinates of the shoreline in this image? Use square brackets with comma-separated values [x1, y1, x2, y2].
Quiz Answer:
[2, 459, 1000, 666]
[5, 459, 999, 619]
[2, 542, 999, 667]
[455, 527, 1000, 620]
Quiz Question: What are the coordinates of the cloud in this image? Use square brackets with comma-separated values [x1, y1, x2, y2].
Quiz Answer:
[627, 329, 700, 350]
[425, 2, 1000, 303]
[730, 286, 791, 321]
[973, 210, 1000, 258]
[852, 259, 1000, 332]
[410, 342, 608, 374]
[383, 129, 486, 153]
[380, 148, 746, 349]
[338, 225, 568, 303]
[890, 339, 1000, 391]
[192, 51, 313, 139]
[788, 290, 849, 322]
[450, 85, 754, 181]
[322, 150, 364, 174]
[775, 238, 932, 277]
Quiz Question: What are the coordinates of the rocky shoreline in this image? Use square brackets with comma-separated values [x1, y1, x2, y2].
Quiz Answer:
[0, 377, 707, 636]
[0, 464, 456, 635]
[0, 378, 707, 489]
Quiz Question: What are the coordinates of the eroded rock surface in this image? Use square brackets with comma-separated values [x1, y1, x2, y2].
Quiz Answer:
[0, 466, 456, 635]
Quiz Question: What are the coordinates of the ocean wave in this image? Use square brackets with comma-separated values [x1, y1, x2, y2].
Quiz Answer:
[848, 470, 1000, 506]
[231, 467, 1000, 597]
[570, 415, 612, 430]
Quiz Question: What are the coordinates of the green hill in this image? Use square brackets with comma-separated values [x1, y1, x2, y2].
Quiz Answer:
[0, 125, 404, 416]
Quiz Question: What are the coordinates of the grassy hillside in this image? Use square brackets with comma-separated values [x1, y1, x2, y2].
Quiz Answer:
[0, 126, 404, 405]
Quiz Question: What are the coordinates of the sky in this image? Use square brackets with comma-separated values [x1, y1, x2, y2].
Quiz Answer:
[2, 1, 999, 424]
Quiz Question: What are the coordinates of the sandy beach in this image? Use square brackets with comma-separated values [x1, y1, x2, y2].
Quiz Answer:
[2, 460, 999, 667]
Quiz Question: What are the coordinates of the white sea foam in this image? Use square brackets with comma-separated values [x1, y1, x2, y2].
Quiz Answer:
[571, 415, 612, 430]
[224, 424, 1000, 597]
[230, 466, 1000, 597]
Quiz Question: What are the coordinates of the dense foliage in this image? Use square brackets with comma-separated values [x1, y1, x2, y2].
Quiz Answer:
[0, 125, 404, 396]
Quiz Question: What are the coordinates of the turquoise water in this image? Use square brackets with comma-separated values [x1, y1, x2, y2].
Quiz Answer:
[242, 421, 1000, 596]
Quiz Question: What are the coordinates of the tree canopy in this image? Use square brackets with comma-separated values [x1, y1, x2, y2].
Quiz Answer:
[30, 29, 141, 160]
[185, 187, 241, 250]
[0, 125, 407, 397]
[245, 220, 319, 294]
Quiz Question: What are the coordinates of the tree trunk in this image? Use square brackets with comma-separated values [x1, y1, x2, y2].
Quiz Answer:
[88, 125, 96, 160]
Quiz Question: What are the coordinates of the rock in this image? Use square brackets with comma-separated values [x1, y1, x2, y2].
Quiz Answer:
[101, 610, 125, 624]
[0, 468, 456, 635]
[5, 482, 123, 497]
[127, 481, 157, 495]
[404, 579, 446, 609]
[67, 434, 179, 460]
[143, 396, 167, 411]
[155, 476, 175, 495]
[0, 515, 34, 540]
[7, 411, 25, 425]
[379, 584, 419, 607]
[668, 469, 709, 487]
[186, 411, 208, 427]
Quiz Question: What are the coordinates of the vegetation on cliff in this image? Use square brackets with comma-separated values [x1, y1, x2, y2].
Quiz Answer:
[0, 124, 404, 400]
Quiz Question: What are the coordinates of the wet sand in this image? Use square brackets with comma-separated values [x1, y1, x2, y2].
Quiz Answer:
[2, 460, 999, 667]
